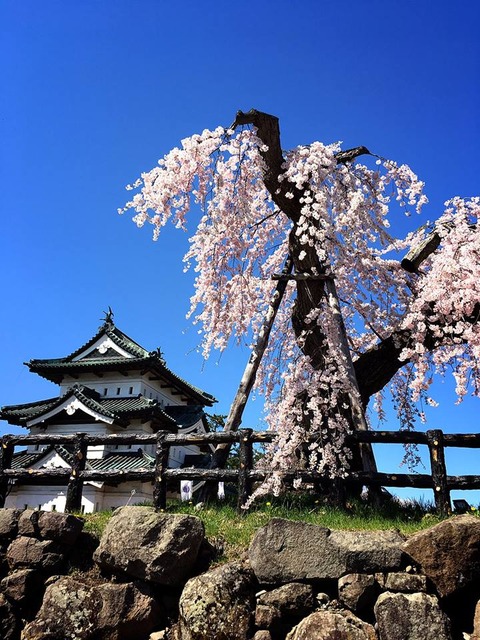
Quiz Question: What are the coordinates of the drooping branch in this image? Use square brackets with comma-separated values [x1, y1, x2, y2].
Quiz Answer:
[355, 303, 480, 406]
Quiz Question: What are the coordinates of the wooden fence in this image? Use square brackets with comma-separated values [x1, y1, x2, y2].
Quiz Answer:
[1, 428, 479, 516]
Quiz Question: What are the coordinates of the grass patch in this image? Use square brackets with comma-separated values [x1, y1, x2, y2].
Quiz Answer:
[80, 493, 460, 563]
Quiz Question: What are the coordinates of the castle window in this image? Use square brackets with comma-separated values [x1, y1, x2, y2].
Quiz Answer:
[129, 386, 133, 395]
[116, 387, 121, 395]
[104, 388, 108, 396]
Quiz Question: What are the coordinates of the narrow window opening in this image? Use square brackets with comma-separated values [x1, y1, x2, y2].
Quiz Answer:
[116, 387, 121, 395]
[104, 388, 108, 396]
[52, 505, 57, 512]
[129, 386, 133, 394]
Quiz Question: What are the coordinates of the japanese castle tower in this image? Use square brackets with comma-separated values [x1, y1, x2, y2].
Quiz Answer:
[0, 312, 216, 513]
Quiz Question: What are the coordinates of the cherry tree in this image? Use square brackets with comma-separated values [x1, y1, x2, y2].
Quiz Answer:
[120, 110, 480, 498]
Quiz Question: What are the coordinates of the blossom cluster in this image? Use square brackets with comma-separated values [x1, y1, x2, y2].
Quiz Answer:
[120, 122, 478, 494]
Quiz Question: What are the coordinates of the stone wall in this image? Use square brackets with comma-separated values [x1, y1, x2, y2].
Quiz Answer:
[1, 506, 480, 639]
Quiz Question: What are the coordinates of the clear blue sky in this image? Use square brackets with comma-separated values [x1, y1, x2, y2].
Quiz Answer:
[1, 0, 479, 504]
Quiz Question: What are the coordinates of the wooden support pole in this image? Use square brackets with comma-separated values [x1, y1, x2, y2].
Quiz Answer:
[0, 437, 14, 508]
[65, 434, 87, 513]
[323, 277, 378, 476]
[198, 255, 293, 502]
[427, 429, 451, 516]
[237, 429, 253, 513]
[153, 431, 170, 511]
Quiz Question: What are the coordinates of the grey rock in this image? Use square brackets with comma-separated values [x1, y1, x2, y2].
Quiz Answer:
[249, 518, 406, 584]
[22, 576, 162, 640]
[403, 515, 480, 598]
[383, 572, 427, 593]
[316, 592, 330, 607]
[93, 506, 205, 586]
[18, 509, 40, 537]
[257, 582, 314, 617]
[285, 610, 376, 640]
[17, 509, 83, 544]
[374, 592, 452, 640]
[1, 568, 43, 613]
[255, 603, 278, 629]
[178, 562, 256, 640]
[0, 592, 19, 640]
[0, 508, 21, 540]
[338, 573, 377, 613]
[37, 511, 84, 545]
[6, 536, 64, 573]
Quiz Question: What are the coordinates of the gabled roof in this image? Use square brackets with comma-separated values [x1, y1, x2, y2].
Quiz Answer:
[25, 318, 216, 406]
[0, 384, 177, 430]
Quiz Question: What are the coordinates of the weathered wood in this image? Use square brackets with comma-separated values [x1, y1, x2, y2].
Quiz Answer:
[0, 437, 15, 508]
[347, 471, 434, 488]
[442, 433, 480, 448]
[401, 229, 441, 273]
[153, 431, 169, 511]
[4, 433, 158, 446]
[4, 469, 71, 480]
[1, 426, 479, 513]
[82, 470, 154, 482]
[427, 429, 451, 516]
[65, 433, 87, 513]
[164, 468, 238, 481]
[350, 431, 430, 445]
[198, 256, 294, 502]
[446, 475, 480, 489]
[272, 273, 333, 281]
[323, 275, 378, 480]
[237, 429, 253, 512]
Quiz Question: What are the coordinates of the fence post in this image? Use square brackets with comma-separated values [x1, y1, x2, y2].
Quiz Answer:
[153, 431, 170, 511]
[0, 436, 14, 508]
[237, 429, 253, 513]
[427, 429, 451, 517]
[65, 434, 87, 513]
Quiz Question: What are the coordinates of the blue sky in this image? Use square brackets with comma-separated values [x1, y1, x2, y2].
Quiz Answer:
[1, 0, 479, 504]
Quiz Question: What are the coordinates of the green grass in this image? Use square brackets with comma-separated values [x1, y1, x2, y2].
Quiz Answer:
[80, 493, 469, 563]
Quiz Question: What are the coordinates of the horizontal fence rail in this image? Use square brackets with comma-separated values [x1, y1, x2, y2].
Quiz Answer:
[0, 428, 478, 515]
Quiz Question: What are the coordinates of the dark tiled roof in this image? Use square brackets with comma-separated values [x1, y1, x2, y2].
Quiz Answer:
[25, 320, 216, 406]
[88, 450, 155, 472]
[0, 385, 176, 429]
[11, 446, 155, 473]
[163, 405, 205, 429]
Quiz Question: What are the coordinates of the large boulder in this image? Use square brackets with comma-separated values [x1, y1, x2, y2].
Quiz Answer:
[18, 509, 83, 545]
[177, 562, 256, 640]
[1, 568, 44, 616]
[257, 582, 315, 618]
[402, 514, 480, 598]
[93, 506, 204, 586]
[285, 610, 376, 640]
[0, 592, 19, 640]
[0, 509, 21, 541]
[249, 518, 406, 584]
[6, 536, 64, 573]
[338, 573, 377, 615]
[255, 583, 315, 637]
[374, 592, 452, 640]
[22, 576, 162, 640]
